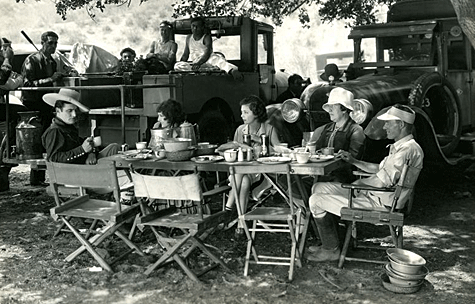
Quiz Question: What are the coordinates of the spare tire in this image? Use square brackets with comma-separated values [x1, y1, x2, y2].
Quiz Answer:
[408, 72, 461, 156]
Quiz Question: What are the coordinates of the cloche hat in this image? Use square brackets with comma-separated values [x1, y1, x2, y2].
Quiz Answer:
[322, 87, 354, 112]
[43, 88, 89, 112]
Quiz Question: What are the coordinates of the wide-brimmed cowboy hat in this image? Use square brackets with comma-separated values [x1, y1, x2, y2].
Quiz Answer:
[322, 87, 354, 112]
[377, 105, 415, 124]
[43, 88, 89, 112]
[320, 63, 344, 81]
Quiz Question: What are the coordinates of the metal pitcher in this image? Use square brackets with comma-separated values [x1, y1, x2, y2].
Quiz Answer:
[16, 111, 43, 160]
[177, 121, 199, 146]
[149, 128, 172, 149]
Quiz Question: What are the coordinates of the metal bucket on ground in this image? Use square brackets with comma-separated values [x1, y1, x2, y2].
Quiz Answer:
[16, 111, 43, 160]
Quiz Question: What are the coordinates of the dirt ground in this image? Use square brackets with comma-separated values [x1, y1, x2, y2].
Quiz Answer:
[1, 163, 474, 304]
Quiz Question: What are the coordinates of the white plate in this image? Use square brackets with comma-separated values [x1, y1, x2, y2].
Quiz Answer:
[309, 155, 335, 163]
[191, 155, 224, 163]
[256, 157, 292, 164]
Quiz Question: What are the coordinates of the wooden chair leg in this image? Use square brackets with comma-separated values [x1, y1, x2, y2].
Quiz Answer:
[61, 217, 112, 271]
[338, 222, 353, 268]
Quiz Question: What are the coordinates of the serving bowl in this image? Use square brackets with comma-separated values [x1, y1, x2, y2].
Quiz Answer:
[387, 248, 426, 265]
[195, 143, 218, 156]
[165, 147, 196, 161]
[381, 273, 422, 294]
[387, 248, 426, 275]
[384, 264, 423, 287]
[162, 138, 192, 152]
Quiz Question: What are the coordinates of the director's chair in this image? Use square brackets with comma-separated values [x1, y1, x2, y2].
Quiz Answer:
[47, 161, 145, 272]
[131, 167, 231, 281]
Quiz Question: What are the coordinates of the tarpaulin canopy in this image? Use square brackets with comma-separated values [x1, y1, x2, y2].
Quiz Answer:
[70, 43, 119, 74]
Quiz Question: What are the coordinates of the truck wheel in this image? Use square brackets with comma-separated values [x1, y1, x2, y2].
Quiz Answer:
[408, 72, 461, 156]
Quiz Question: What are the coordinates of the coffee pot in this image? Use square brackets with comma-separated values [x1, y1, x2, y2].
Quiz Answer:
[177, 121, 199, 146]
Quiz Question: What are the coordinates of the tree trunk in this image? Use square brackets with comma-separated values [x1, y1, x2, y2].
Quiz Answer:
[451, 0, 475, 49]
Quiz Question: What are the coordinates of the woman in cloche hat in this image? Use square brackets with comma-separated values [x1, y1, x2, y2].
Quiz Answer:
[308, 87, 366, 182]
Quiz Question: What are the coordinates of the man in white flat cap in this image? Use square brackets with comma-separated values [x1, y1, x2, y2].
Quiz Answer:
[41, 88, 119, 165]
[307, 104, 424, 262]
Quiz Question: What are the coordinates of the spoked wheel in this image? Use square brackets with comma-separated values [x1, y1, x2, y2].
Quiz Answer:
[409, 73, 461, 156]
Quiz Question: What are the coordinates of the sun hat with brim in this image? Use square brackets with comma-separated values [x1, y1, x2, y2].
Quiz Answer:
[322, 87, 354, 112]
[320, 63, 344, 81]
[377, 106, 415, 124]
[43, 88, 89, 113]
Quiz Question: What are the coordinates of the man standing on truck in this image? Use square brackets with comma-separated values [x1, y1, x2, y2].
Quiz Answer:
[174, 16, 242, 80]
[21, 31, 64, 186]
[307, 104, 423, 262]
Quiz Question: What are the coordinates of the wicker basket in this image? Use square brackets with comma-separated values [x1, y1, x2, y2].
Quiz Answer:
[166, 147, 196, 161]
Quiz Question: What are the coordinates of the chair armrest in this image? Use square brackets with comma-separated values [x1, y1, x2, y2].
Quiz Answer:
[352, 170, 372, 177]
[341, 183, 395, 193]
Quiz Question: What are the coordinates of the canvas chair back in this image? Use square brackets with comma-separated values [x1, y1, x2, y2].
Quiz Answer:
[131, 171, 204, 218]
[391, 159, 422, 212]
[46, 161, 122, 212]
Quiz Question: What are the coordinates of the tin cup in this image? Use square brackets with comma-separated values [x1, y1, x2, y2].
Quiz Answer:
[322, 147, 334, 155]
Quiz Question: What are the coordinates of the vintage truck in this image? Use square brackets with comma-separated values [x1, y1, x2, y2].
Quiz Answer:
[277, 0, 475, 165]
[89, 16, 289, 146]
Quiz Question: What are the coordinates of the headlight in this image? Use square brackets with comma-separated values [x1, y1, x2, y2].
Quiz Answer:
[350, 99, 373, 125]
[282, 98, 305, 123]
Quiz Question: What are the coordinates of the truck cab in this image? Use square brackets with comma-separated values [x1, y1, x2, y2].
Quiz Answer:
[281, 0, 475, 165]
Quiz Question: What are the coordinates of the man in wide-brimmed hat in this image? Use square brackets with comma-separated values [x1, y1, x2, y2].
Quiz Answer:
[307, 104, 424, 262]
[41, 88, 119, 165]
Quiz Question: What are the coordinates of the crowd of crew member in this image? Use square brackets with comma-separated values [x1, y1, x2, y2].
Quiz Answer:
[0, 17, 424, 264]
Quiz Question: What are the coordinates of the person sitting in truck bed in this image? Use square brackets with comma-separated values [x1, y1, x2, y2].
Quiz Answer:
[146, 21, 178, 74]
[174, 16, 242, 80]
[116, 47, 136, 75]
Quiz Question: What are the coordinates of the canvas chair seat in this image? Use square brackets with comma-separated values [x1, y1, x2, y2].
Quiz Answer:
[131, 167, 230, 281]
[338, 159, 421, 268]
[47, 161, 145, 272]
[229, 163, 303, 281]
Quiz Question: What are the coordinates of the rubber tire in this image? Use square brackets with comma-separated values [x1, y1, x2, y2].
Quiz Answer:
[408, 72, 461, 156]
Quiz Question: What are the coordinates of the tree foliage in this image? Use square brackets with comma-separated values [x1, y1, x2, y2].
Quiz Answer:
[16, 0, 397, 26]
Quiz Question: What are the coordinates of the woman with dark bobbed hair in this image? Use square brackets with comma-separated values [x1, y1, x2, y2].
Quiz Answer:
[152, 99, 186, 137]
[225, 95, 281, 237]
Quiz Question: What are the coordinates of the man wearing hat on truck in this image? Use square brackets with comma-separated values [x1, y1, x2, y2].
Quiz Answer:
[41, 88, 119, 165]
[307, 104, 424, 262]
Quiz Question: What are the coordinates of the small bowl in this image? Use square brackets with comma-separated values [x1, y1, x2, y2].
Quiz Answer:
[163, 138, 192, 152]
[136, 141, 147, 150]
[295, 151, 311, 164]
[153, 148, 166, 158]
[223, 149, 237, 162]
